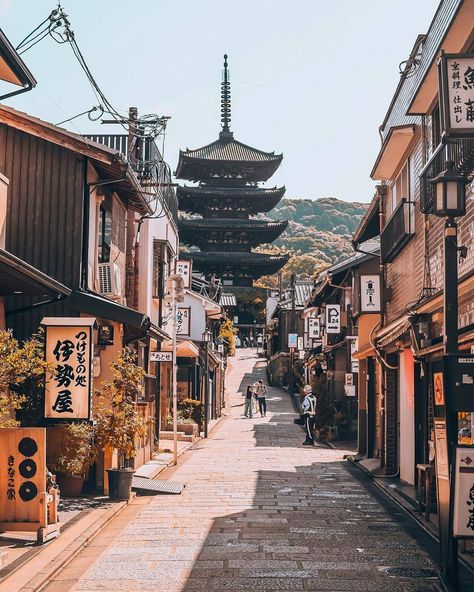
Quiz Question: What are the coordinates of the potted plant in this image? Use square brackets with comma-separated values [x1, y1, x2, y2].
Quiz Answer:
[48, 422, 96, 496]
[94, 348, 148, 500]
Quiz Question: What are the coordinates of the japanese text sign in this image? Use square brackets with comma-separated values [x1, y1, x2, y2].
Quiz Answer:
[149, 351, 173, 363]
[439, 53, 474, 137]
[176, 307, 190, 336]
[175, 260, 191, 288]
[360, 275, 381, 312]
[42, 318, 95, 420]
[308, 318, 320, 339]
[453, 447, 474, 538]
[0, 428, 45, 524]
[326, 304, 341, 334]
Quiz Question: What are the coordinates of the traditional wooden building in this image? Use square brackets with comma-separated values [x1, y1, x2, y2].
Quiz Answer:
[175, 55, 288, 287]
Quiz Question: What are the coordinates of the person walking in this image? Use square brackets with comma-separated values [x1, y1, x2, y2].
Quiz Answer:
[244, 384, 254, 418]
[301, 384, 317, 445]
[254, 379, 267, 417]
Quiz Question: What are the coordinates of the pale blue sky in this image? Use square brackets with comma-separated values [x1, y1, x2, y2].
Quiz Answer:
[2, 0, 439, 202]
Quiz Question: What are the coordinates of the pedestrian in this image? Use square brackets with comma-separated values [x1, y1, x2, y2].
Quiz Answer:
[244, 384, 254, 418]
[254, 379, 267, 417]
[301, 384, 317, 445]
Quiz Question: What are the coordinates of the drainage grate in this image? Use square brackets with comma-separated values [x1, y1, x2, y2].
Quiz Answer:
[384, 567, 438, 579]
[132, 477, 185, 495]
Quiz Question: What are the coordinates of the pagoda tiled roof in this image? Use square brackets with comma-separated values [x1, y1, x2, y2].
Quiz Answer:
[179, 133, 282, 164]
[177, 185, 285, 199]
[178, 218, 288, 233]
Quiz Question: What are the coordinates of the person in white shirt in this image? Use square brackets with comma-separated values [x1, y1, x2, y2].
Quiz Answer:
[301, 384, 317, 445]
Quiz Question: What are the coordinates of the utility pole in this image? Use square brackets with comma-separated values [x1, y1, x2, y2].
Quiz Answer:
[289, 273, 296, 394]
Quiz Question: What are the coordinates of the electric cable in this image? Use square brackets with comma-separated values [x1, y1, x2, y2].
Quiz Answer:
[55, 105, 104, 126]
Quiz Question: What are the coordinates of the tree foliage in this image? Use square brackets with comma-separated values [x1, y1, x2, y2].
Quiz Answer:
[219, 319, 235, 356]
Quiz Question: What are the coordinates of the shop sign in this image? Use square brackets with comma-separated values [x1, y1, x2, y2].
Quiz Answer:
[288, 333, 298, 349]
[218, 344, 224, 354]
[176, 307, 191, 336]
[360, 275, 381, 312]
[439, 53, 474, 137]
[326, 304, 341, 334]
[434, 372, 445, 406]
[434, 418, 449, 481]
[149, 351, 172, 363]
[453, 447, 474, 538]
[344, 385, 356, 397]
[175, 260, 192, 288]
[297, 336, 304, 351]
[345, 373, 354, 386]
[298, 350, 305, 360]
[308, 318, 320, 338]
[42, 318, 96, 420]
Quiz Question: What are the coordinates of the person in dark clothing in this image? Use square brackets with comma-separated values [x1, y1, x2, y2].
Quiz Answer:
[244, 385, 254, 418]
[301, 384, 317, 445]
[254, 379, 267, 417]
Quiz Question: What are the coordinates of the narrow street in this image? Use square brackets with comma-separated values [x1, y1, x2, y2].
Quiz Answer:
[40, 349, 448, 592]
[45, 349, 439, 592]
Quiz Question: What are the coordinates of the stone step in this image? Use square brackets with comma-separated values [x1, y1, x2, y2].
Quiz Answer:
[159, 431, 197, 443]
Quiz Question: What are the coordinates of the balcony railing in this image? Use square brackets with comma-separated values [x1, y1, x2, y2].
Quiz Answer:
[420, 137, 474, 214]
[380, 199, 414, 263]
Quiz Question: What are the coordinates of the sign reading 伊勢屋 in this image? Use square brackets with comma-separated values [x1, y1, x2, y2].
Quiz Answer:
[439, 53, 474, 137]
[42, 318, 96, 420]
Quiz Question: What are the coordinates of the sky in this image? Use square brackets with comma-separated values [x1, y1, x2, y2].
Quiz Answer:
[1, 0, 440, 203]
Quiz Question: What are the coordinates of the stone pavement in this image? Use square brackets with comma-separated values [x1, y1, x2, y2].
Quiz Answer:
[42, 349, 452, 592]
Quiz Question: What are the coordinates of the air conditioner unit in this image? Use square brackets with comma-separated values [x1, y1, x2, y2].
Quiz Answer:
[98, 263, 122, 298]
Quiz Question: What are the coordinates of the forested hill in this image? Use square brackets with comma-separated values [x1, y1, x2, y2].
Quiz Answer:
[256, 197, 369, 287]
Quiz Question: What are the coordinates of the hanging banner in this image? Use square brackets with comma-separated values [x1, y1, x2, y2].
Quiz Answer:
[175, 260, 192, 288]
[176, 307, 191, 336]
[439, 53, 474, 137]
[360, 275, 381, 312]
[42, 318, 96, 420]
[453, 447, 474, 538]
[326, 304, 341, 334]
[308, 318, 320, 339]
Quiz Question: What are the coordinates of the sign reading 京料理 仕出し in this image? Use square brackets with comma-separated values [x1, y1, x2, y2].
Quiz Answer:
[42, 318, 96, 420]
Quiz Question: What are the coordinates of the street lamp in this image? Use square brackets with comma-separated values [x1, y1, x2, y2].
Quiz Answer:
[165, 274, 185, 466]
[428, 159, 469, 586]
[430, 160, 467, 218]
[202, 329, 212, 438]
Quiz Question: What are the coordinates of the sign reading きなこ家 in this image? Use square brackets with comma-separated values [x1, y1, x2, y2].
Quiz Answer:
[42, 317, 96, 420]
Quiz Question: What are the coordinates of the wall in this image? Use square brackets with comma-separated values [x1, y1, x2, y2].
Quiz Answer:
[399, 349, 415, 484]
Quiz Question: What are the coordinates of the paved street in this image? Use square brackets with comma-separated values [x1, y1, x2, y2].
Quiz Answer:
[44, 349, 445, 592]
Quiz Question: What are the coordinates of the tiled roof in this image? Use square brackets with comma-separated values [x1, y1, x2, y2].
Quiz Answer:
[219, 292, 237, 307]
[178, 218, 288, 232]
[180, 133, 282, 163]
[189, 251, 290, 266]
[177, 185, 285, 198]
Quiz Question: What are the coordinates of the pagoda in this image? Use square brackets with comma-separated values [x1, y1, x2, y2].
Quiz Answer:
[176, 55, 288, 287]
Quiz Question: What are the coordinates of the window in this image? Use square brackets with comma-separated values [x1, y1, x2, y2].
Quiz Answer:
[389, 160, 411, 215]
[98, 205, 112, 263]
[152, 240, 166, 299]
[431, 103, 441, 151]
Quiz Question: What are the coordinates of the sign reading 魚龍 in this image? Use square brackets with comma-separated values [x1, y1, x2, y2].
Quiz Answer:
[43, 318, 96, 420]
[175, 260, 192, 289]
[325, 304, 341, 334]
[439, 53, 474, 137]
[453, 447, 474, 538]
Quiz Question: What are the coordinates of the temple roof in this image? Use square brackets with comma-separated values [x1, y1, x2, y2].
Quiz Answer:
[177, 185, 286, 214]
[187, 250, 289, 273]
[178, 218, 288, 247]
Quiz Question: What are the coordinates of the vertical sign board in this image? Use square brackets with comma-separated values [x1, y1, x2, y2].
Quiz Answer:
[360, 275, 381, 312]
[175, 260, 192, 288]
[43, 318, 96, 420]
[297, 336, 304, 351]
[434, 418, 451, 563]
[350, 338, 359, 373]
[288, 333, 298, 349]
[0, 428, 45, 525]
[439, 53, 474, 137]
[326, 304, 341, 334]
[176, 307, 191, 336]
[308, 318, 320, 339]
[453, 447, 474, 538]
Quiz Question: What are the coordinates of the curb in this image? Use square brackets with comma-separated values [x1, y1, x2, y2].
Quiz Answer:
[0, 496, 132, 592]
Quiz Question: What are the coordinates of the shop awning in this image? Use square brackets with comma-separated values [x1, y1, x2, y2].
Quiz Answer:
[208, 348, 223, 370]
[68, 290, 150, 331]
[0, 248, 71, 297]
[376, 316, 411, 348]
[162, 339, 200, 358]
[371, 125, 416, 180]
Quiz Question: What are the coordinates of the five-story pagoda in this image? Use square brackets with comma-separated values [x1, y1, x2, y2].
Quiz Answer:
[176, 55, 288, 287]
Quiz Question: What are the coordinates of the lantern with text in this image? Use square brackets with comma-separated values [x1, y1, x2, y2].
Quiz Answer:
[429, 160, 468, 218]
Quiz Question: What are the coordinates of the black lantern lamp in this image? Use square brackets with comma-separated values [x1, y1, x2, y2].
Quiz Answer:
[202, 329, 212, 343]
[429, 160, 468, 218]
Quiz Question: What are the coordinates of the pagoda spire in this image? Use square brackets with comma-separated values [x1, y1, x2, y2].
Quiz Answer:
[220, 54, 232, 137]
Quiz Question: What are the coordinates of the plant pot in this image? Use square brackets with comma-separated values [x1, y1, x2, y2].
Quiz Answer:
[56, 474, 85, 497]
[107, 468, 135, 500]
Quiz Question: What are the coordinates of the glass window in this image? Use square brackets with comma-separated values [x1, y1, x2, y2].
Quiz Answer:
[98, 206, 112, 263]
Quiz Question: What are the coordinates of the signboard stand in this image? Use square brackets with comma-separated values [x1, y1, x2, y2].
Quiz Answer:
[0, 428, 60, 543]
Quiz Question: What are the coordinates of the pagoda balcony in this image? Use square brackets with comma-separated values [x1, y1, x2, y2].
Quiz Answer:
[178, 218, 288, 249]
[186, 250, 290, 280]
[177, 185, 285, 216]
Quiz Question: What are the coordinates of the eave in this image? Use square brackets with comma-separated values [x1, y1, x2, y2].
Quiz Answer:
[352, 195, 380, 246]
[0, 28, 36, 99]
[370, 125, 416, 180]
